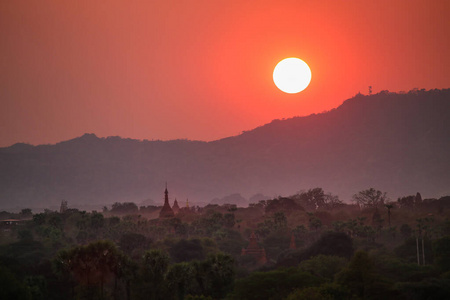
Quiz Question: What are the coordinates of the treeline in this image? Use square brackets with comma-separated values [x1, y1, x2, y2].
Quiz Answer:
[1, 187, 450, 299]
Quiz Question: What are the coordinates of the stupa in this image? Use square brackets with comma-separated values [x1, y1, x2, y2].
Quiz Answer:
[241, 231, 267, 264]
[159, 184, 175, 218]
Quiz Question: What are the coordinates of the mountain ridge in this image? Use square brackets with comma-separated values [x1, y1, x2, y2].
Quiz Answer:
[1, 88, 449, 209]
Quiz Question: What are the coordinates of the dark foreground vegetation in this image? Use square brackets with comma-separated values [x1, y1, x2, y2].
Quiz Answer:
[1, 188, 450, 299]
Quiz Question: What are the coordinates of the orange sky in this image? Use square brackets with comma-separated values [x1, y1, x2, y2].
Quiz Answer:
[1, 0, 449, 147]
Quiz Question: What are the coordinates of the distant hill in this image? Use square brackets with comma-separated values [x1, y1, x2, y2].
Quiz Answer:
[1, 89, 449, 210]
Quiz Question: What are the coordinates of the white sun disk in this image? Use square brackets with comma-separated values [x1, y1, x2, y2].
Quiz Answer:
[273, 58, 312, 94]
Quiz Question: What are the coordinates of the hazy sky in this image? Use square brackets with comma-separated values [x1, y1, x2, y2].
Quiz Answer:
[1, 0, 449, 147]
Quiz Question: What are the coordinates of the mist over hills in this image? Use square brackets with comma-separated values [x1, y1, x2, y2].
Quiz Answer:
[1, 89, 449, 210]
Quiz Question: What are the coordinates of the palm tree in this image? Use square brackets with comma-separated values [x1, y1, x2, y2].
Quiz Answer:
[138, 249, 170, 300]
[87, 240, 119, 299]
[111, 253, 135, 300]
[204, 253, 235, 299]
[166, 262, 194, 300]
[384, 204, 394, 227]
[53, 240, 123, 299]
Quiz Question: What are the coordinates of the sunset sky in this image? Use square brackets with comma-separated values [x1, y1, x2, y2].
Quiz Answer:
[1, 0, 449, 147]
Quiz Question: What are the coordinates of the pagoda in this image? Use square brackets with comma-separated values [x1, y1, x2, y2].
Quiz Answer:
[60, 200, 68, 213]
[172, 199, 180, 214]
[241, 231, 267, 264]
[159, 184, 175, 218]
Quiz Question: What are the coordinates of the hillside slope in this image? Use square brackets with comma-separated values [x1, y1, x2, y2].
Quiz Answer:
[1, 89, 449, 209]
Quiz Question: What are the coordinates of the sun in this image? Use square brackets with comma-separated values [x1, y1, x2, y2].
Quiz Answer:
[273, 57, 312, 94]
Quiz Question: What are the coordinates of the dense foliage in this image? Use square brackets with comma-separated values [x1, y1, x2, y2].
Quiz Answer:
[1, 188, 450, 299]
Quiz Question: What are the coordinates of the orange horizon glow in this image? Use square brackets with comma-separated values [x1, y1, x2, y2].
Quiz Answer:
[1, 0, 449, 147]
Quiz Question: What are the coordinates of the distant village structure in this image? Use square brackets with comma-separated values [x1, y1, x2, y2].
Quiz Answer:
[1, 219, 22, 231]
[241, 232, 267, 264]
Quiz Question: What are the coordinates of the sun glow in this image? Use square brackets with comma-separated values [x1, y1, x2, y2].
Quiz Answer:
[273, 58, 312, 94]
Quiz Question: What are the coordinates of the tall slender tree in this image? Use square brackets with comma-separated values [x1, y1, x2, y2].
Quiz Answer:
[384, 204, 394, 227]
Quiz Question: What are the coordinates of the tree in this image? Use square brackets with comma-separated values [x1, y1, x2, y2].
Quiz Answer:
[203, 253, 235, 299]
[0, 265, 31, 300]
[397, 195, 415, 209]
[384, 204, 394, 227]
[2, 239, 47, 270]
[17, 229, 33, 241]
[299, 255, 348, 280]
[223, 213, 235, 228]
[371, 209, 383, 230]
[89, 212, 104, 231]
[265, 197, 303, 214]
[24, 275, 47, 300]
[48, 214, 63, 230]
[111, 202, 139, 215]
[400, 224, 412, 239]
[53, 240, 123, 299]
[20, 208, 33, 218]
[233, 268, 322, 300]
[323, 193, 343, 210]
[416, 217, 435, 265]
[166, 262, 194, 300]
[169, 239, 205, 263]
[135, 249, 170, 300]
[292, 188, 342, 210]
[396, 278, 450, 300]
[415, 192, 423, 205]
[118, 233, 149, 258]
[273, 212, 288, 229]
[263, 229, 291, 260]
[345, 219, 358, 237]
[87, 240, 121, 298]
[332, 221, 346, 233]
[108, 216, 121, 226]
[191, 213, 224, 236]
[293, 224, 307, 238]
[33, 213, 46, 226]
[286, 284, 349, 300]
[293, 188, 326, 210]
[308, 213, 323, 232]
[336, 251, 373, 297]
[335, 251, 391, 299]
[113, 253, 136, 300]
[353, 188, 387, 208]
[300, 232, 354, 261]
[394, 237, 433, 265]
[216, 228, 246, 256]
[432, 236, 450, 272]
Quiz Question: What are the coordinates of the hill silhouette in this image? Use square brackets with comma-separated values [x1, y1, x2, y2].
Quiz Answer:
[1, 89, 449, 209]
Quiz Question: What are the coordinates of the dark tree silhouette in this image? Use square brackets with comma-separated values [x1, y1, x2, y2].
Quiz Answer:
[385, 204, 394, 227]
[353, 188, 387, 208]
